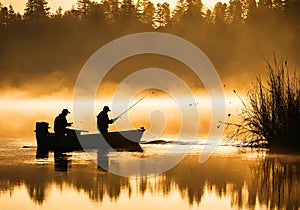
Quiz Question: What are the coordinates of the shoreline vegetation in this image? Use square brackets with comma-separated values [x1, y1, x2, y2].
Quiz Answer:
[222, 55, 300, 154]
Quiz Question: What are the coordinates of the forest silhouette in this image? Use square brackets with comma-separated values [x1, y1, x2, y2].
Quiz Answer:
[0, 0, 299, 96]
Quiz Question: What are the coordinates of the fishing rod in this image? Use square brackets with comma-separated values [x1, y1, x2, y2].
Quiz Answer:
[114, 91, 155, 121]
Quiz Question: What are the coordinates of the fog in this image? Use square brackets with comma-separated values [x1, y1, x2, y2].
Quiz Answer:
[0, 96, 211, 139]
[0, 0, 299, 98]
[0, 0, 299, 139]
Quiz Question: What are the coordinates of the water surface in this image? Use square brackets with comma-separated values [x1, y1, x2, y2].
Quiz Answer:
[0, 139, 299, 210]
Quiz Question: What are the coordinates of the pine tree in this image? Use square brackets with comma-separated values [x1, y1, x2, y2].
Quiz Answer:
[101, 0, 119, 23]
[171, 0, 187, 24]
[228, 0, 243, 25]
[136, 0, 155, 25]
[162, 2, 170, 25]
[0, 5, 8, 25]
[143, 1, 155, 25]
[245, 0, 257, 24]
[154, 2, 170, 28]
[154, 3, 164, 27]
[24, 0, 50, 20]
[120, 0, 136, 21]
[53, 6, 63, 19]
[136, 0, 145, 22]
[213, 2, 227, 25]
[184, 0, 203, 19]
[77, 0, 92, 18]
[204, 9, 212, 23]
[8, 5, 20, 23]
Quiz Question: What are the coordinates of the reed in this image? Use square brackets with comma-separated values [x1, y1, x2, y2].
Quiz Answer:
[223, 55, 300, 152]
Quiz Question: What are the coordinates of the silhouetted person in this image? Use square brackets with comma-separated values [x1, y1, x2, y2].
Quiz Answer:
[97, 106, 116, 135]
[54, 109, 72, 137]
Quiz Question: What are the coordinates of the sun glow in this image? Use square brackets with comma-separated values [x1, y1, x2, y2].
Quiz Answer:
[202, 0, 229, 9]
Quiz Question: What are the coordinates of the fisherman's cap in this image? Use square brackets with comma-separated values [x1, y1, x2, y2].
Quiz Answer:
[103, 106, 111, 112]
[62, 109, 70, 114]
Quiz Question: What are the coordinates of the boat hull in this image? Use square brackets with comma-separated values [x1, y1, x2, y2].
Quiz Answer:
[35, 122, 144, 152]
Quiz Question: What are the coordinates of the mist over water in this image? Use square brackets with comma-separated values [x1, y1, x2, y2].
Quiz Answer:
[0, 95, 229, 140]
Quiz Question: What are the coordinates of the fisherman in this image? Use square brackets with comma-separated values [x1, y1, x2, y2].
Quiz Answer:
[54, 109, 73, 137]
[97, 106, 117, 135]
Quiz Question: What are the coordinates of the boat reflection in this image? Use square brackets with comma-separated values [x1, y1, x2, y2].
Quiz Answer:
[54, 152, 71, 172]
[0, 152, 299, 209]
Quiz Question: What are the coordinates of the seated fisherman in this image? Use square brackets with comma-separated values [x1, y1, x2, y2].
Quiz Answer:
[54, 109, 73, 137]
[97, 106, 117, 135]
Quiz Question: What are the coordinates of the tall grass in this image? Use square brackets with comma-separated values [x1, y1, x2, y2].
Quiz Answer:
[224, 56, 300, 152]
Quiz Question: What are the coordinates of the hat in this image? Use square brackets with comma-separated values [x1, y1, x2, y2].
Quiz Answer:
[103, 106, 111, 112]
[62, 109, 70, 114]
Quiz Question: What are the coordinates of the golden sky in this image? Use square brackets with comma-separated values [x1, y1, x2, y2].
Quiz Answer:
[1, 0, 229, 13]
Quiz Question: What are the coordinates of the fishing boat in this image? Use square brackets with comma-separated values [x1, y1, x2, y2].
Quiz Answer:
[35, 122, 144, 152]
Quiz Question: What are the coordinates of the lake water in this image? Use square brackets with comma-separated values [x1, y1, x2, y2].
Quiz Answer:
[0, 138, 299, 210]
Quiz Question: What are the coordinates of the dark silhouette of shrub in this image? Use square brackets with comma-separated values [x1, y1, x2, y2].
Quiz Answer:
[223, 55, 300, 153]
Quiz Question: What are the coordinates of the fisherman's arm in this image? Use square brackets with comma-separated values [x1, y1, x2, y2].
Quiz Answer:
[64, 118, 72, 127]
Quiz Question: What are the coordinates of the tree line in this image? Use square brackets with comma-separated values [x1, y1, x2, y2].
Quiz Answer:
[1, 0, 300, 28]
[0, 0, 299, 96]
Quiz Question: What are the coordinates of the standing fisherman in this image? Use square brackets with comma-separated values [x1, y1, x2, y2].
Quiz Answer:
[97, 106, 117, 135]
[97, 92, 154, 135]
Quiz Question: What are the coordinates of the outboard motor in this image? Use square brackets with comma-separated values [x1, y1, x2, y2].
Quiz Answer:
[35, 122, 50, 148]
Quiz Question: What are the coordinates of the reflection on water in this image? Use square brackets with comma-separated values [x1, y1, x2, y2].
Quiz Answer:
[247, 156, 300, 209]
[0, 146, 300, 209]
